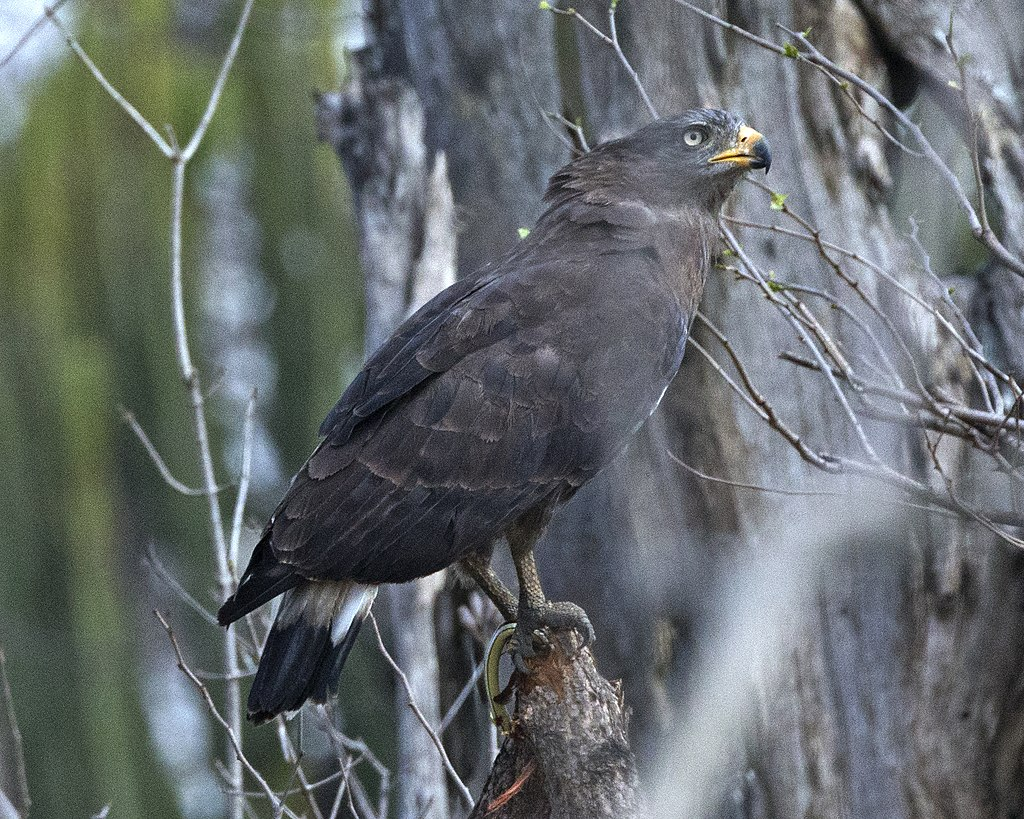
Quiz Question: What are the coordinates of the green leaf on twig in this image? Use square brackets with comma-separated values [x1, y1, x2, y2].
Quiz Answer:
[783, 43, 799, 59]
[770, 191, 789, 211]
[517, 227, 531, 239]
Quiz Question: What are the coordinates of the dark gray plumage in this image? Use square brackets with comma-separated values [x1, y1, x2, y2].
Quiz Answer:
[218, 109, 771, 723]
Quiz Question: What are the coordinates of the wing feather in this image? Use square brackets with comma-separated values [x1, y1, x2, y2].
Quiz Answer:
[256, 233, 689, 584]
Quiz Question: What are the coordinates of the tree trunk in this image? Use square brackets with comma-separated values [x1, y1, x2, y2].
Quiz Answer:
[470, 640, 642, 819]
[323, 0, 1024, 816]
[316, 49, 457, 818]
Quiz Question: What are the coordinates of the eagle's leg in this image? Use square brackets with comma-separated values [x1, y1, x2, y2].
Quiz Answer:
[507, 526, 594, 672]
[459, 553, 518, 621]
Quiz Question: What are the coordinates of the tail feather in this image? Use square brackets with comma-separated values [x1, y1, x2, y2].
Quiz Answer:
[246, 581, 377, 724]
[217, 538, 300, 626]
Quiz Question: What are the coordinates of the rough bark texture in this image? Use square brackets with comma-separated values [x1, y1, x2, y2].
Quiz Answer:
[547, 2, 1024, 817]
[318, 10, 643, 815]
[316, 45, 457, 819]
[322, 0, 1024, 816]
[469, 641, 642, 819]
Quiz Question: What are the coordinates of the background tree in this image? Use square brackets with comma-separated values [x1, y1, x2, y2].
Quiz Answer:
[1, 0, 1023, 816]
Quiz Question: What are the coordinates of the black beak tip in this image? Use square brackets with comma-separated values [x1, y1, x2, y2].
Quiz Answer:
[753, 138, 772, 174]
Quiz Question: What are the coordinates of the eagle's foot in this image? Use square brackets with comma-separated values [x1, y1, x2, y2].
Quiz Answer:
[510, 601, 594, 674]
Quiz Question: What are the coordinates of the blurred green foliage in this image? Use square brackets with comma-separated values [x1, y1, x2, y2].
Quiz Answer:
[0, 1, 380, 815]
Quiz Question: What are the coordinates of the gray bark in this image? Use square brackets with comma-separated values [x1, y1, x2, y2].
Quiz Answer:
[469, 641, 642, 819]
[553, 1, 1024, 816]
[322, 0, 1024, 815]
[317, 44, 457, 818]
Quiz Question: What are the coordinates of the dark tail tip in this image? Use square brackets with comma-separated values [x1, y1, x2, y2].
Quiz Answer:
[245, 582, 376, 723]
[218, 539, 300, 627]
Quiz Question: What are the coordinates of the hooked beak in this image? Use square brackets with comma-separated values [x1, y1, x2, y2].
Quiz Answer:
[709, 125, 771, 173]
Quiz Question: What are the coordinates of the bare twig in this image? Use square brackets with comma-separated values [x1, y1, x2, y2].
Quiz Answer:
[170, 154, 246, 819]
[0, 648, 30, 817]
[439, 659, 486, 734]
[228, 391, 258, 581]
[181, 0, 256, 161]
[692, 314, 837, 471]
[119, 407, 209, 496]
[606, 0, 658, 119]
[541, 110, 591, 153]
[666, 449, 838, 497]
[945, 17, 990, 239]
[906, 215, 1003, 414]
[42, 6, 173, 157]
[154, 611, 299, 819]
[272, 719, 325, 819]
[316, 708, 391, 819]
[721, 221, 881, 462]
[144, 543, 220, 626]
[368, 614, 474, 809]
[0, 0, 70, 69]
[544, 1, 659, 120]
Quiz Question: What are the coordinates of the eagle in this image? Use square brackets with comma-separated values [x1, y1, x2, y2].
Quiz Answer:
[218, 109, 771, 723]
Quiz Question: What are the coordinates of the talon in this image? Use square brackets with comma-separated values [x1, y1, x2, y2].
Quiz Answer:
[509, 601, 594, 671]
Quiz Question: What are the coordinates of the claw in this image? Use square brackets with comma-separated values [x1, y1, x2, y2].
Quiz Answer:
[509, 600, 594, 672]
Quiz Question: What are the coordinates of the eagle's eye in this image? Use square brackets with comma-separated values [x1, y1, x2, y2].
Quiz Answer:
[683, 127, 707, 147]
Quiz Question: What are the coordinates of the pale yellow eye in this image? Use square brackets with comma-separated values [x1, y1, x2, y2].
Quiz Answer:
[683, 128, 706, 147]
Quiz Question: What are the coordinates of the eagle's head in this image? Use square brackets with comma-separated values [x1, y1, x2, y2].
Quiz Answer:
[546, 109, 771, 214]
[619, 108, 771, 208]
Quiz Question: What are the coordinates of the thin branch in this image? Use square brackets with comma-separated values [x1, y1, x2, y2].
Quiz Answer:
[154, 611, 299, 819]
[439, 658, 486, 734]
[666, 449, 838, 497]
[272, 718, 325, 819]
[692, 314, 836, 471]
[145, 543, 220, 626]
[181, 0, 256, 161]
[368, 614, 474, 809]
[0, 0, 70, 69]
[688, 334, 769, 422]
[541, 110, 591, 153]
[544, 2, 658, 120]
[228, 391, 258, 582]
[169, 160, 228, 560]
[606, 0, 658, 119]
[906, 215, 1003, 414]
[119, 406, 209, 496]
[721, 221, 881, 462]
[43, 6, 173, 157]
[170, 156, 244, 819]
[945, 17, 990, 238]
[0, 648, 30, 817]
[316, 708, 391, 819]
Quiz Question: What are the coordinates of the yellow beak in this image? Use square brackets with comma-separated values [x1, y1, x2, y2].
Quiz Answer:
[709, 125, 771, 172]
